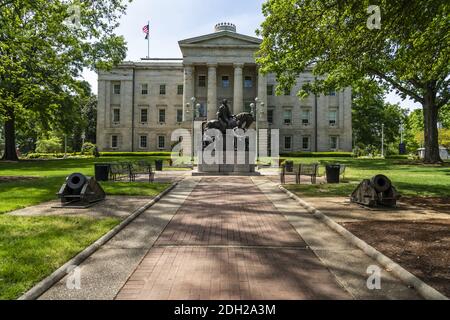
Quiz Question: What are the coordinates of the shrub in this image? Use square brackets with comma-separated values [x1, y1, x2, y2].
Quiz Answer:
[35, 137, 62, 153]
[81, 142, 97, 155]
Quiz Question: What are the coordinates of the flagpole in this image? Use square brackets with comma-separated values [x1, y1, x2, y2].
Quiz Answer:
[147, 20, 150, 58]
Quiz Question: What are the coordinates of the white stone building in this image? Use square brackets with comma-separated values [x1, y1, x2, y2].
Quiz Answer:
[97, 23, 352, 153]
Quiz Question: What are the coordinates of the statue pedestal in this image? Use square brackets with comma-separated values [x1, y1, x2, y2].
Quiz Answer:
[195, 151, 260, 176]
[193, 165, 260, 176]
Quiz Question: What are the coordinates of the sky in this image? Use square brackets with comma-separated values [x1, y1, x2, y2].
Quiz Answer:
[82, 0, 421, 111]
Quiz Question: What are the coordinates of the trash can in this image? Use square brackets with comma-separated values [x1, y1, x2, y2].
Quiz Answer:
[326, 165, 341, 184]
[94, 163, 110, 182]
[284, 161, 294, 173]
[155, 160, 164, 171]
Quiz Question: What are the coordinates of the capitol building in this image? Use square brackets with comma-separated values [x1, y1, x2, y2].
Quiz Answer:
[96, 23, 352, 153]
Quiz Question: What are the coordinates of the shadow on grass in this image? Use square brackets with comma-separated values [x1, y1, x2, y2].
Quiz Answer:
[0, 215, 120, 299]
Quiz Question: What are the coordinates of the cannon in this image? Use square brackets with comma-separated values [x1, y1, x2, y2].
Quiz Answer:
[57, 173, 106, 208]
[350, 175, 400, 208]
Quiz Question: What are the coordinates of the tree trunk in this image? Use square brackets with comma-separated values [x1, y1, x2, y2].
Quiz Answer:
[422, 88, 441, 164]
[1, 107, 19, 161]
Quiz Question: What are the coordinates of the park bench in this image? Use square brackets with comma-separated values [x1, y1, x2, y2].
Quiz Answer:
[297, 163, 320, 184]
[339, 164, 347, 180]
[109, 162, 131, 181]
[129, 161, 155, 182]
[280, 162, 298, 184]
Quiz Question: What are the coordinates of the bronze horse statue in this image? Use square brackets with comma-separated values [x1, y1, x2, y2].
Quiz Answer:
[203, 100, 254, 137]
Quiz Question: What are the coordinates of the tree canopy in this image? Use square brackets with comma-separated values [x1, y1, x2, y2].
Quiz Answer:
[257, 0, 450, 162]
[0, 0, 130, 160]
[352, 80, 407, 153]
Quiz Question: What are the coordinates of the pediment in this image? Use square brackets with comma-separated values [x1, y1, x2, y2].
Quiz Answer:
[179, 31, 262, 47]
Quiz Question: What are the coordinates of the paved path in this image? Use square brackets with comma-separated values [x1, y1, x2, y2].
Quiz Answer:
[116, 177, 351, 300]
[253, 177, 420, 300]
[40, 178, 200, 300]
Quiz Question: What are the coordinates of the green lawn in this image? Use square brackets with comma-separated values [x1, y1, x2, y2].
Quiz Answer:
[0, 156, 173, 299]
[281, 157, 450, 198]
[0, 156, 173, 214]
[0, 215, 120, 300]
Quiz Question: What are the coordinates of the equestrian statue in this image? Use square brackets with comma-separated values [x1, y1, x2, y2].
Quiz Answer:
[203, 99, 254, 136]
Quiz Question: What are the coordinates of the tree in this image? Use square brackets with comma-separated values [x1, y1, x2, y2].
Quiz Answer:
[257, 0, 450, 163]
[0, 0, 129, 161]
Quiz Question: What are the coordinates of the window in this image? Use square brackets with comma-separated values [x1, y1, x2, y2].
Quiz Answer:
[284, 88, 291, 96]
[330, 136, 339, 150]
[284, 136, 292, 150]
[301, 109, 311, 126]
[177, 109, 183, 123]
[159, 84, 166, 95]
[222, 76, 230, 88]
[329, 90, 336, 96]
[267, 109, 274, 125]
[177, 85, 184, 95]
[267, 85, 274, 96]
[244, 76, 253, 88]
[158, 136, 165, 150]
[329, 109, 338, 127]
[113, 84, 121, 95]
[198, 75, 206, 88]
[159, 109, 166, 123]
[302, 136, 310, 150]
[283, 109, 292, 125]
[141, 84, 148, 95]
[113, 108, 120, 123]
[111, 135, 118, 149]
[140, 109, 148, 123]
[140, 135, 148, 149]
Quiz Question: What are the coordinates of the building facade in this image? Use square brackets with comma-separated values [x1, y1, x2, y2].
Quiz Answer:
[97, 23, 352, 153]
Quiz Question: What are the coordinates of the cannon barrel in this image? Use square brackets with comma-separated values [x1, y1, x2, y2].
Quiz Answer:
[66, 173, 87, 192]
[370, 175, 392, 193]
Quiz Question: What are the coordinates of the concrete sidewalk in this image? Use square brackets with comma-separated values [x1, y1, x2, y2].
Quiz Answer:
[252, 177, 421, 300]
[39, 177, 200, 300]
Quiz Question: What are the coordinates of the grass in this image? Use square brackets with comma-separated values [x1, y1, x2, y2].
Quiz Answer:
[0, 215, 120, 300]
[0, 156, 174, 214]
[282, 157, 450, 198]
[0, 156, 174, 299]
[101, 181, 171, 197]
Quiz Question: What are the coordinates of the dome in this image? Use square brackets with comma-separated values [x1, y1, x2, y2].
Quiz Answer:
[214, 22, 236, 33]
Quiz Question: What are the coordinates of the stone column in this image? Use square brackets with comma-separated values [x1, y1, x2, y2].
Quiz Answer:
[233, 63, 244, 114]
[207, 64, 217, 121]
[183, 64, 195, 122]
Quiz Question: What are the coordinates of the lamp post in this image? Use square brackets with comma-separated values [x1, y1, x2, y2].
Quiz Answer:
[251, 97, 265, 164]
[381, 123, 385, 158]
[187, 97, 200, 163]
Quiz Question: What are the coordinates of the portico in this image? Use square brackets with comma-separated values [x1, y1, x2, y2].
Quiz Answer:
[179, 23, 267, 123]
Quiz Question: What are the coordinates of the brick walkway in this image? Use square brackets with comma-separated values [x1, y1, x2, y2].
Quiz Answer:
[116, 177, 351, 300]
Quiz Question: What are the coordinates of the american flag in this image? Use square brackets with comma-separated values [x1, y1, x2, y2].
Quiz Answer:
[143, 24, 149, 39]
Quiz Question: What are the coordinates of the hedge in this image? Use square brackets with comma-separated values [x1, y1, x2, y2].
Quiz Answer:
[25, 153, 91, 159]
[280, 152, 354, 158]
[99, 152, 173, 157]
